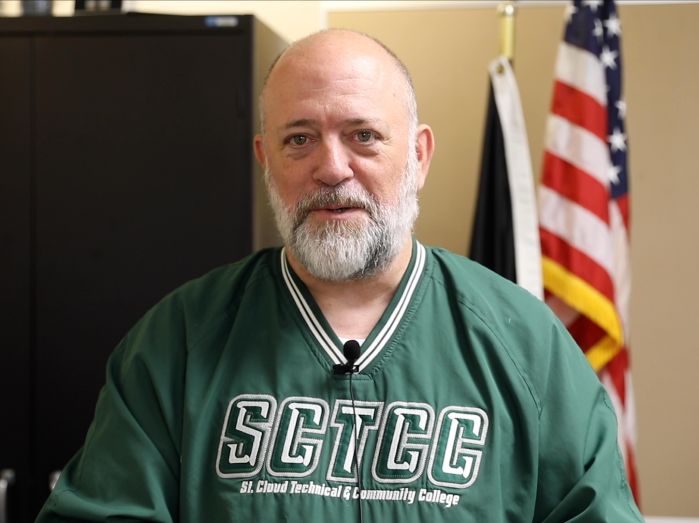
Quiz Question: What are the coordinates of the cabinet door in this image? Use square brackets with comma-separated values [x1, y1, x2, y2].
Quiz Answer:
[0, 37, 33, 523]
[32, 30, 252, 515]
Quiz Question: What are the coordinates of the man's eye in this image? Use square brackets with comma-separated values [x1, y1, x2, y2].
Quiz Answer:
[289, 135, 308, 146]
[355, 130, 376, 143]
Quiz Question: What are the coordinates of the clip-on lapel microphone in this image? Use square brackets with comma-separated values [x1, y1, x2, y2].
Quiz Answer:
[332, 339, 363, 523]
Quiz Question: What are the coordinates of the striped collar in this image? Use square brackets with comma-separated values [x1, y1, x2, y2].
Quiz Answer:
[280, 241, 427, 373]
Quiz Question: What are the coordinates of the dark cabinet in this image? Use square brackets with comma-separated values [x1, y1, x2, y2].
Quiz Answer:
[0, 14, 283, 521]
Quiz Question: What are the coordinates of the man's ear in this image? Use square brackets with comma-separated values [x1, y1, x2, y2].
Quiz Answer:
[253, 134, 267, 169]
[415, 124, 435, 190]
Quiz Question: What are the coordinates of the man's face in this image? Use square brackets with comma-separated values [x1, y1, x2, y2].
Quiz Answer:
[264, 146, 419, 281]
[255, 32, 428, 280]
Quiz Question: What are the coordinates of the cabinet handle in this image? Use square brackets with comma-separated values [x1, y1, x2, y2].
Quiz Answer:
[0, 469, 15, 523]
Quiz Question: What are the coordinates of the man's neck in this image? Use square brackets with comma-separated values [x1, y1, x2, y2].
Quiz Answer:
[285, 237, 414, 341]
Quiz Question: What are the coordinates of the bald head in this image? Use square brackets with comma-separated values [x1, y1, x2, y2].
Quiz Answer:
[259, 29, 418, 134]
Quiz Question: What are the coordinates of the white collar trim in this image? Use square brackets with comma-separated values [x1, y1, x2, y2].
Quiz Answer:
[280, 243, 426, 372]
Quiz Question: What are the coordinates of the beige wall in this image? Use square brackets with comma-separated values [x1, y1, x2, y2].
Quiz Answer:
[329, 3, 699, 517]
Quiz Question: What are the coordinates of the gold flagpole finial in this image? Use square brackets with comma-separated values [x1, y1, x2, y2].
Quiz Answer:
[497, 1, 517, 63]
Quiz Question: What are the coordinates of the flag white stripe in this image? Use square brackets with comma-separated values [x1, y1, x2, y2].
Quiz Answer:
[540, 186, 614, 274]
[489, 56, 543, 299]
[545, 114, 611, 188]
[555, 41, 607, 106]
[610, 201, 631, 336]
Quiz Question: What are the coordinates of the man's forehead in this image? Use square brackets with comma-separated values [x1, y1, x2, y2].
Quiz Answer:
[268, 35, 392, 87]
[273, 30, 394, 74]
[259, 29, 416, 134]
[264, 90, 397, 136]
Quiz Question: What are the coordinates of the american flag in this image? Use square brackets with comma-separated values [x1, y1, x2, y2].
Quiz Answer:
[539, 0, 638, 501]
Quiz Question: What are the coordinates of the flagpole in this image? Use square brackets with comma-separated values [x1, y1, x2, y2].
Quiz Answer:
[497, 1, 516, 63]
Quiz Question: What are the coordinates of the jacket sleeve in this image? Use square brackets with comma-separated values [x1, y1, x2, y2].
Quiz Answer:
[533, 321, 643, 522]
[36, 296, 186, 522]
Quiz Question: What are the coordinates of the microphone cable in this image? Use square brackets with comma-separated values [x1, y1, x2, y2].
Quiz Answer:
[348, 367, 364, 523]
[334, 339, 363, 523]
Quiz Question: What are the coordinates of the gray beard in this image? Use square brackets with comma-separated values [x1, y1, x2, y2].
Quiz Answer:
[265, 151, 420, 282]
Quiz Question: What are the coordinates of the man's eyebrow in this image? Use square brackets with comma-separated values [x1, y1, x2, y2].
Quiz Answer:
[282, 119, 316, 130]
[344, 118, 385, 127]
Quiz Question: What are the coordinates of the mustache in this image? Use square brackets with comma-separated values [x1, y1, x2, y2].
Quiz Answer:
[293, 186, 378, 224]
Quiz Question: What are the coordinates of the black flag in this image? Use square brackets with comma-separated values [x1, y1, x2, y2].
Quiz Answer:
[469, 81, 516, 282]
[468, 58, 542, 298]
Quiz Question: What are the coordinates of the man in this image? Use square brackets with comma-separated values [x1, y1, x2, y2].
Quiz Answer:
[38, 30, 642, 522]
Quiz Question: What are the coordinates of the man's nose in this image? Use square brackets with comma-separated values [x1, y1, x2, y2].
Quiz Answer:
[313, 137, 354, 186]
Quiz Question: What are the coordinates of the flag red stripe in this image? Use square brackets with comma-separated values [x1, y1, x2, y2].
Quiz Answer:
[552, 80, 608, 141]
[568, 314, 606, 351]
[540, 227, 616, 302]
[541, 152, 610, 223]
[615, 194, 631, 234]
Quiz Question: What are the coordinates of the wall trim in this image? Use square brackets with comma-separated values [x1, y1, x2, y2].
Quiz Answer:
[323, 0, 699, 13]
